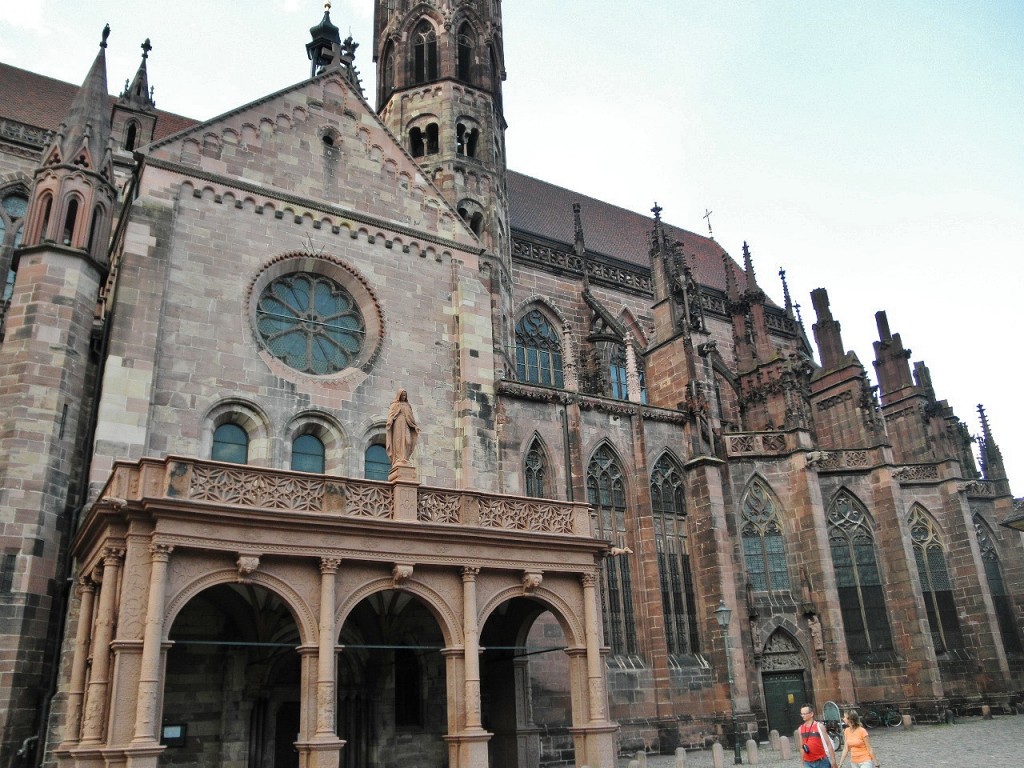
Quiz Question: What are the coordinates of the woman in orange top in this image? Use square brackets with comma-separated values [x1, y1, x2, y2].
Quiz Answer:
[838, 710, 878, 768]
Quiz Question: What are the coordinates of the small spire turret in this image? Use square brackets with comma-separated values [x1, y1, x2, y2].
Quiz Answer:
[307, 2, 342, 78]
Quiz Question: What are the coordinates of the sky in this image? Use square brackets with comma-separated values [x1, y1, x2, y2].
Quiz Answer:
[2, 1, 1022, 494]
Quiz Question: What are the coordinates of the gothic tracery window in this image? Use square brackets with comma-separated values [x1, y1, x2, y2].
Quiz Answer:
[651, 455, 699, 657]
[828, 491, 893, 656]
[588, 445, 637, 657]
[909, 505, 964, 654]
[974, 514, 1022, 654]
[524, 438, 548, 498]
[740, 478, 791, 593]
[412, 21, 438, 84]
[514, 309, 564, 387]
[457, 23, 474, 83]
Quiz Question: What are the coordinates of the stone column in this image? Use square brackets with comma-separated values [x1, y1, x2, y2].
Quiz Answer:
[462, 566, 484, 731]
[131, 544, 173, 743]
[316, 557, 341, 739]
[62, 578, 97, 746]
[79, 546, 123, 746]
[580, 571, 607, 722]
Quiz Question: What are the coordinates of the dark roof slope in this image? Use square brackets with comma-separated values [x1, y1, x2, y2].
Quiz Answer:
[507, 171, 738, 293]
[0, 62, 196, 142]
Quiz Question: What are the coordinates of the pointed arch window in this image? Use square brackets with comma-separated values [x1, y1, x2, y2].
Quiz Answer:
[365, 443, 390, 481]
[291, 434, 325, 474]
[974, 515, 1022, 654]
[412, 21, 438, 84]
[381, 43, 396, 99]
[651, 455, 699, 657]
[524, 438, 549, 498]
[1, 191, 28, 306]
[587, 445, 637, 657]
[212, 423, 249, 464]
[515, 309, 564, 387]
[62, 197, 79, 246]
[124, 121, 138, 151]
[609, 343, 647, 403]
[828, 491, 893, 657]
[909, 506, 964, 654]
[457, 23, 474, 83]
[740, 478, 791, 593]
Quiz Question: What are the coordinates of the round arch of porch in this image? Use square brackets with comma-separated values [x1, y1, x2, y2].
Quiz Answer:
[478, 583, 586, 649]
[335, 575, 462, 648]
[162, 566, 318, 645]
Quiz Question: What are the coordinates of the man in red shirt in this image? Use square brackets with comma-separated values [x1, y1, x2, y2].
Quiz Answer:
[799, 705, 837, 768]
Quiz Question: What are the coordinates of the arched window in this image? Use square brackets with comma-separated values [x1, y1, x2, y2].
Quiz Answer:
[381, 43, 395, 99]
[291, 434, 325, 473]
[212, 423, 249, 464]
[909, 505, 964, 654]
[457, 23, 474, 82]
[124, 121, 138, 151]
[87, 205, 103, 256]
[62, 197, 79, 246]
[828, 490, 893, 657]
[38, 194, 53, 242]
[1, 192, 28, 305]
[587, 445, 637, 657]
[651, 454, 698, 657]
[456, 123, 480, 158]
[425, 123, 439, 155]
[409, 126, 424, 158]
[514, 309, 563, 387]
[411, 21, 438, 84]
[364, 443, 390, 481]
[740, 478, 790, 593]
[974, 515, 1022, 654]
[524, 438, 548, 498]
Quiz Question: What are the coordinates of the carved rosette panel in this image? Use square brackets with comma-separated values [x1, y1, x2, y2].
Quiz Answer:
[729, 435, 756, 454]
[478, 499, 574, 534]
[343, 483, 393, 518]
[892, 464, 939, 482]
[190, 464, 325, 511]
[762, 434, 787, 453]
[418, 491, 462, 524]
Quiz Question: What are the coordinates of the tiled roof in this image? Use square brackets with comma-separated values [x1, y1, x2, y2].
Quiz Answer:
[0, 62, 196, 142]
[0, 61, 748, 295]
[507, 171, 739, 294]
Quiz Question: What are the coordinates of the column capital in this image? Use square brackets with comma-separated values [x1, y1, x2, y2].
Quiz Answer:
[461, 566, 481, 581]
[102, 546, 125, 566]
[320, 556, 342, 574]
[149, 543, 174, 561]
[579, 570, 598, 588]
[77, 576, 98, 594]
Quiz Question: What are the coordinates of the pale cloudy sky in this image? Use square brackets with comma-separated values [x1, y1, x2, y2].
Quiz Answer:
[2, 1, 1022, 494]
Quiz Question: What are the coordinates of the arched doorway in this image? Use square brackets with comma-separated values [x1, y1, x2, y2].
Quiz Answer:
[337, 589, 447, 768]
[162, 583, 301, 768]
[480, 597, 572, 768]
[760, 629, 809, 735]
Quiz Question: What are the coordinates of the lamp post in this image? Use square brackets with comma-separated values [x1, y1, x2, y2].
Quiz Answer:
[715, 600, 742, 765]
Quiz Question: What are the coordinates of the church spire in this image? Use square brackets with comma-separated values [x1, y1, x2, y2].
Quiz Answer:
[118, 38, 155, 111]
[307, 1, 342, 78]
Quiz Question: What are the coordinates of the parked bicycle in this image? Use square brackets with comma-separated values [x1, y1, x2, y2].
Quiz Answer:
[862, 704, 902, 729]
[822, 700, 844, 751]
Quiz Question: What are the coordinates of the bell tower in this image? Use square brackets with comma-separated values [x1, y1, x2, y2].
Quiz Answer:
[373, 0, 508, 258]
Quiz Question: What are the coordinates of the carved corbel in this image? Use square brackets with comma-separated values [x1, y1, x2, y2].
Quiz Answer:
[521, 571, 543, 593]
[392, 563, 414, 588]
[236, 554, 260, 582]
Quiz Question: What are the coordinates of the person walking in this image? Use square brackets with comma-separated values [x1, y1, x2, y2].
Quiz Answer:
[799, 705, 838, 768]
[838, 710, 878, 768]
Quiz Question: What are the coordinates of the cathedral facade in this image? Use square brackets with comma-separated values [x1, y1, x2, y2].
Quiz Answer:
[0, 3, 1022, 768]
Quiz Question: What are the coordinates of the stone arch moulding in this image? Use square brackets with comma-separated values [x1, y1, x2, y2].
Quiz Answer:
[477, 583, 585, 649]
[163, 566, 318, 646]
[758, 625, 809, 672]
[513, 295, 566, 328]
[202, 397, 272, 462]
[335, 576, 461, 649]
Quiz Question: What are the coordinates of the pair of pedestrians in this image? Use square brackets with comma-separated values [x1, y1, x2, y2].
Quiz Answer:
[800, 706, 878, 768]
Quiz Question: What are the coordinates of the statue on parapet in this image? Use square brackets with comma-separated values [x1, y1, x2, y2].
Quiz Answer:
[386, 389, 420, 467]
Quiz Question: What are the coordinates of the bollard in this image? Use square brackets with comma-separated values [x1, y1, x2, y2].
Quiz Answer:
[628, 761, 639, 768]
[674, 746, 686, 768]
[901, 713, 913, 730]
[711, 742, 725, 768]
[982, 704, 993, 720]
[636, 750, 648, 768]
[769, 729, 780, 751]
[945, 708, 955, 724]
[793, 728, 801, 749]
[746, 738, 759, 764]
[779, 735, 792, 760]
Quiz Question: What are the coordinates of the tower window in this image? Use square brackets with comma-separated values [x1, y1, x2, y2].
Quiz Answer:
[425, 124, 439, 155]
[457, 24, 474, 83]
[124, 121, 138, 151]
[456, 124, 480, 158]
[381, 44, 395, 99]
[409, 127, 424, 158]
[62, 198, 79, 246]
[412, 21, 438, 84]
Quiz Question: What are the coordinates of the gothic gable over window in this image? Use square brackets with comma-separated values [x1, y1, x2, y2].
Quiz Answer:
[909, 505, 964, 654]
[827, 490, 893, 657]
[514, 308, 563, 388]
[740, 477, 791, 593]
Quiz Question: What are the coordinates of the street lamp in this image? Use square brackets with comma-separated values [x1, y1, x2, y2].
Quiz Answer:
[715, 600, 742, 765]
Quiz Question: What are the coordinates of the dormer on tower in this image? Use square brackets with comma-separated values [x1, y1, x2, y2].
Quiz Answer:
[112, 38, 157, 152]
[373, 0, 508, 258]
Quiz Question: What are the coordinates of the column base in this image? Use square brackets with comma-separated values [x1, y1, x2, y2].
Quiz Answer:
[444, 729, 492, 768]
[570, 722, 618, 768]
[295, 737, 345, 768]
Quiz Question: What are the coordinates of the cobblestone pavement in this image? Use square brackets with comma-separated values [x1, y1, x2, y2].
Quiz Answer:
[615, 715, 1023, 768]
